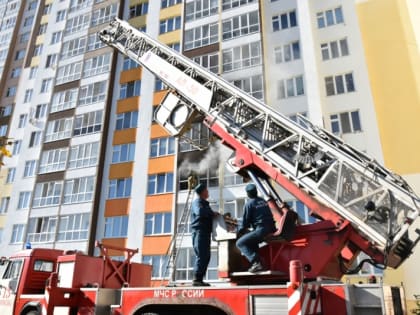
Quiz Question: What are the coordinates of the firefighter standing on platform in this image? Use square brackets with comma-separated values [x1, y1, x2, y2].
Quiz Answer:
[191, 183, 218, 286]
[236, 183, 276, 273]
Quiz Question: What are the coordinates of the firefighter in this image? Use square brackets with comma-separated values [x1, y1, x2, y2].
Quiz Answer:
[236, 183, 276, 273]
[191, 183, 218, 286]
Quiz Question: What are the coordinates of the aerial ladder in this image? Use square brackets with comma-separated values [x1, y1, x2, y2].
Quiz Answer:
[99, 18, 420, 281]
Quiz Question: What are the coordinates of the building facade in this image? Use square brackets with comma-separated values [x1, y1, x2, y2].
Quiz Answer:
[0, 0, 419, 306]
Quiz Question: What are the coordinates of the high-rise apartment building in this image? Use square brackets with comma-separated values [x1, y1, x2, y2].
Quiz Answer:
[0, 0, 418, 306]
[0, 0, 122, 255]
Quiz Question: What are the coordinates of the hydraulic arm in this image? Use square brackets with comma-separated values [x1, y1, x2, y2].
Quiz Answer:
[99, 19, 420, 279]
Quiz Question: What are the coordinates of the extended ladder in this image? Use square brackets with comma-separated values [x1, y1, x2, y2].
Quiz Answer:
[99, 19, 420, 268]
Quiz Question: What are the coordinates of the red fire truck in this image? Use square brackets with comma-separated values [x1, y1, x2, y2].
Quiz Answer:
[0, 18, 419, 314]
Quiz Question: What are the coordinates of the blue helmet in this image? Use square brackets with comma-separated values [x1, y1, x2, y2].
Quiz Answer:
[245, 183, 257, 198]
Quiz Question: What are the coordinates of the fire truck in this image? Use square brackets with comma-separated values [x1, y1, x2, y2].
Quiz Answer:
[1, 18, 419, 315]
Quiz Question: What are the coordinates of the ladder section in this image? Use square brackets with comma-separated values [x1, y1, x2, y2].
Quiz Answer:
[99, 19, 420, 266]
[163, 175, 197, 285]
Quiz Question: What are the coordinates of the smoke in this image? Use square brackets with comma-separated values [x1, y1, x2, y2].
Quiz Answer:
[178, 141, 233, 176]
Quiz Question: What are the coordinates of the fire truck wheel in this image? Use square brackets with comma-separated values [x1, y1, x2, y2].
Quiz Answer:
[25, 311, 39, 315]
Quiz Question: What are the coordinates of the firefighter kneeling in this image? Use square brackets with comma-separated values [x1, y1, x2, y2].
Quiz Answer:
[236, 184, 276, 273]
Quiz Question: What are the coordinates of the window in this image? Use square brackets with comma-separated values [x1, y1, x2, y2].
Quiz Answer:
[20, 32, 30, 43]
[159, 16, 181, 34]
[33, 181, 63, 207]
[51, 88, 78, 112]
[63, 176, 94, 204]
[222, 0, 254, 11]
[64, 13, 89, 34]
[30, 104, 48, 119]
[18, 114, 28, 128]
[143, 255, 169, 279]
[6, 168, 16, 183]
[57, 213, 90, 241]
[145, 213, 172, 235]
[277, 75, 305, 99]
[104, 216, 128, 238]
[87, 33, 106, 51]
[33, 103, 48, 120]
[112, 143, 135, 163]
[56, 10, 67, 22]
[325, 72, 355, 96]
[185, 0, 218, 22]
[51, 31, 62, 44]
[108, 178, 132, 198]
[27, 216, 57, 243]
[83, 53, 111, 77]
[91, 3, 118, 26]
[161, 0, 182, 9]
[222, 11, 259, 41]
[150, 137, 175, 157]
[321, 38, 349, 60]
[33, 44, 43, 56]
[13, 140, 22, 155]
[45, 54, 58, 68]
[24, 16, 34, 27]
[33, 260, 54, 272]
[288, 200, 316, 224]
[56, 62, 83, 84]
[69, 0, 92, 12]
[1, 17, 17, 31]
[45, 118, 73, 142]
[193, 53, 219, 73]
[129, 2, 148, 18]
[119, 81, 141, 99]
[11, 224, 25, 243]
[24, 89, 33, 103]
[29, 131, 42, 147]
[43, 4, 52, 15]
[29, 67, 38, 79]
[6, 86, 17, 97]
[38, 23, 47, 35]
[23, 160, 37, 177]
[0, 124, 7, 136]
[184, 23, 218, 50]
[147, 173, 174, 195]
[28, 0, 37, 10]
[17, 191, 31, 209]
[61, 37, 87, 59]
[222, 41, 261, 72]
[15, 50, 25, 60]
[272, 10, 297, 32]
[73, 110, 103, 136]
[10, 68, 21, 78]
[68, 142, 99, 169]
[122, 57, 138, 71]
[274, 41, 300, 63]
[79, 80, 107, 105]
[175, 248, 218, 280]
[40, 78, 53, 93]
[233, 75, 264, 100]
[168, 42, 180, 52]
[116, 111, 138, 129]
[155, 79, 167, 92]
[179, 123, 211, 152]
[330, 110, 362, 135]
[0, 197, 9, 214]
[317, 7, 344, 28]
[39, 148, 68, 173]
[0, 105, 12, 117]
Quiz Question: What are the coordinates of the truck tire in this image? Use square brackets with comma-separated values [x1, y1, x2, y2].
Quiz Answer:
[25, 311, 39, 315]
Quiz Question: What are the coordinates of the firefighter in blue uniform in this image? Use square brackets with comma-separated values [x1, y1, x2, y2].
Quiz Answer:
[236, 183, 276, 273]
[191, 183, 217, 286]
